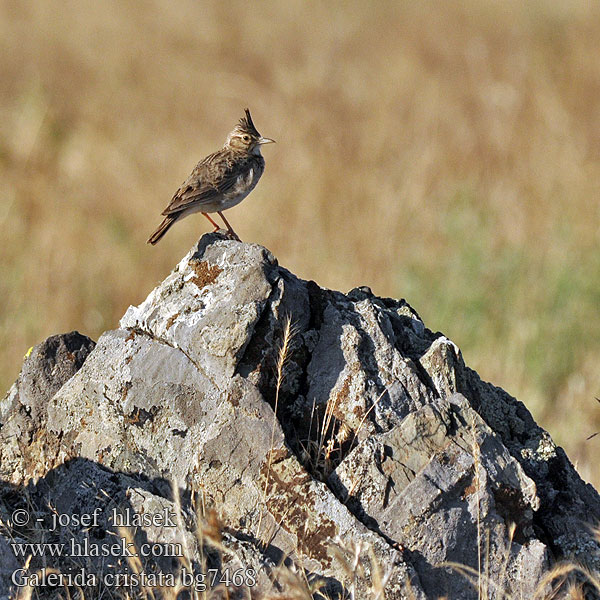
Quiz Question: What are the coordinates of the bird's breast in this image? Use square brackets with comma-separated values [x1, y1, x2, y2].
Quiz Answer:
[238, 158, 264, 190]
[219, 159, 264, 210]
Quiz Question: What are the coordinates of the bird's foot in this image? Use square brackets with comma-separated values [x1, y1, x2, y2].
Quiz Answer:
[226, 229, 241, 242]
[210, 226, 241, 242]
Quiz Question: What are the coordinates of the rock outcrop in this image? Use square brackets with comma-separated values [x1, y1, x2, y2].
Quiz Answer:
[1, 234, 599, 599]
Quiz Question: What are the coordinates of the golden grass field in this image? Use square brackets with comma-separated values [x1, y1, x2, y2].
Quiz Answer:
[1, 1, 599, 487]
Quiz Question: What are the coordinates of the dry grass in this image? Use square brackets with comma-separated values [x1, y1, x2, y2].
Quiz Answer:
[258, 314, 295, 541]
[1, 0, 600, 486]
[3, 471, 599, 598]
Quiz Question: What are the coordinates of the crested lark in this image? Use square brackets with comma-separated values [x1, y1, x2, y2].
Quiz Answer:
[147, 108, 274, 245]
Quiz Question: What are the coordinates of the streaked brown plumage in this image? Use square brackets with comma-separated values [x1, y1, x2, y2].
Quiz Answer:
[147, 109, 274, 245]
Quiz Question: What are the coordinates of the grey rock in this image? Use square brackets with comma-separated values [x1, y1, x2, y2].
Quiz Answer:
[1, 233, 599, 599]
[329, 394, 544, 599]
[0, 331, 95, 484]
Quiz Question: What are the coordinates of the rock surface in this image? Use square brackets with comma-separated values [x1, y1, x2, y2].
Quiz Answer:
[1, 234, 599, 599]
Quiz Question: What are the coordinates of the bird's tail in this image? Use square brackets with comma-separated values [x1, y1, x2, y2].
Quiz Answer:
[147, 214, 179, 245]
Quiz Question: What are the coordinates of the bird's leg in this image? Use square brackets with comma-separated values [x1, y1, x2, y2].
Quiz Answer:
[202, 212, 221, 232]
[218, 211, 241, 241]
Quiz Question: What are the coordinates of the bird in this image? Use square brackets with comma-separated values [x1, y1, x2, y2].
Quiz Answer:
[147, 108, 275, 245]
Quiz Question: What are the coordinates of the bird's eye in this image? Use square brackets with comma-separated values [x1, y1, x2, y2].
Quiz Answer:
[243, 135, 250, 142]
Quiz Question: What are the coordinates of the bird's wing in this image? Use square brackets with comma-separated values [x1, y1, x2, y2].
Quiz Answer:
[161, 151, 242, 215]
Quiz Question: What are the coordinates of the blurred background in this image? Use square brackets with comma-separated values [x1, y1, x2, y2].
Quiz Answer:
[1, 1, 599, 486]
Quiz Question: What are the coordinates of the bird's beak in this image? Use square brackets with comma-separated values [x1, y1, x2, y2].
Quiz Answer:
[259, 136, 276, 145]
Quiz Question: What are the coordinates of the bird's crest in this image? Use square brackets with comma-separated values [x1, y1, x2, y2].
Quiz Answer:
[238, 108, 261, 137]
